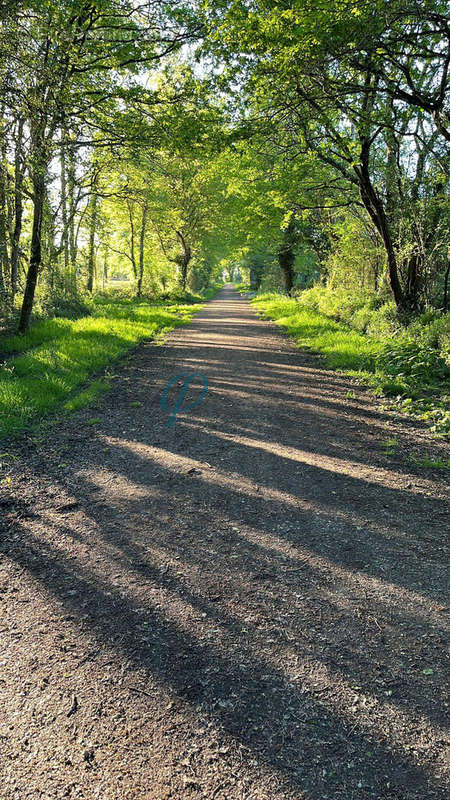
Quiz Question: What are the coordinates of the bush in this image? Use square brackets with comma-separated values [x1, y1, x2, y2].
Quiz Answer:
[253, 288, 450, 436]
[298, 284, 399, 336]
[377, 339, 449, 395]
[41, 293, 94, 320]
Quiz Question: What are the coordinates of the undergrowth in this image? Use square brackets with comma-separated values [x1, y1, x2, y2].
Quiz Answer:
[252, 292, 450, 437]
[0, 297, 203, 438]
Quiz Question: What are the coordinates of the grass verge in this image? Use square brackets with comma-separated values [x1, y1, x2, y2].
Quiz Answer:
[0, 298, 202, 438]
[252, 293, 450, 437]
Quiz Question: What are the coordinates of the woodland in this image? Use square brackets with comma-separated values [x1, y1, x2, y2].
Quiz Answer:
[1, 5, 450, 800]
[0, 0, 448, 432]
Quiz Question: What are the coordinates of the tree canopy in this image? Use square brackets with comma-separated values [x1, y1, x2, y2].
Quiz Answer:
[0, 0, 448, 330]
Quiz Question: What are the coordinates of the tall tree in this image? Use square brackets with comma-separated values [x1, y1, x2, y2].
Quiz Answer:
[199, 0, 450, 310]
[1, 0, 193, 330]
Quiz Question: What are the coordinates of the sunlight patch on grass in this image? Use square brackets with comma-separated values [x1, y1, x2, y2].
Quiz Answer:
[253, 293, 449, 436]
[409, 454, 450, 470]
[254, 294, 380, 372]
[0, 300, 202, 438]
[64, 379, 111, 413]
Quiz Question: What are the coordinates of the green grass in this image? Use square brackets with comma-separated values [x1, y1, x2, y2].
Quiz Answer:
[63, 379, 111, 413]
[233, 282, 251, 293]
[409, 454, 450, 470]
[253, 294, 380, 370]
[381, 437, 398, 455]
[253, 293, 450, 437]
[199, 282, 224, 300]
[0, 298, 202, 438]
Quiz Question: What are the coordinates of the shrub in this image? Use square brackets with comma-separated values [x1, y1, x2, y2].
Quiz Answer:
[253, 288, 450, 436]
[41, 293, 94, 320]
[376, 339, 449, 394]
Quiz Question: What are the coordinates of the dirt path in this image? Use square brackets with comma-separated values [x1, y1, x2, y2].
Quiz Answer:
[1, 285, 449, 800]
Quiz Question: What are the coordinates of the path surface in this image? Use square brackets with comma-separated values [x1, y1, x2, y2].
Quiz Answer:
[1, 286, 449, 800]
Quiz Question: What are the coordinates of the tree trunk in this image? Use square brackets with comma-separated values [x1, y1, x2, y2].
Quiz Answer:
[86, 190, 98, 293]
[45, 191, 59, 292]
[404, 250, 422, 311]
[103, 247, 108, 290]
[249, 265, 262, 291]
[68, 137, 77, 288]
[180, 256, 190, 291]
[0, 134, 9, 297]
[176, 230, 191, 291]
[361, 181, 404, 309]
[60, 128, 70, 288]
[278, 217, 296, 295]
[127, 199, 137, 280]
[278, 247, 295, 295]
[357, 142, 404, 310]
[18, 168, 46, 332]
[10, 117, 24, 298]
[137, 203, 148, 298]
[443, 260, 450, 311]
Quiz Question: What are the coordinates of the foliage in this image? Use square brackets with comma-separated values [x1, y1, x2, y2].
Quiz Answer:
[298, 285, 399, 338]
[253, 291, 449, 436]
[0, 0, 449, 438]
[200, 0, 450, 311]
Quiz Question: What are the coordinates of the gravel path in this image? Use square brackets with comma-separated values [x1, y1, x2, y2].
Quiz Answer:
[1, 285, 449, 799]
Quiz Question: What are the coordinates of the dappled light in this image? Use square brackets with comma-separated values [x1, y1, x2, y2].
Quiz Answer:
[1, 288, 448, 799]
[1, 0, 449, 794]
